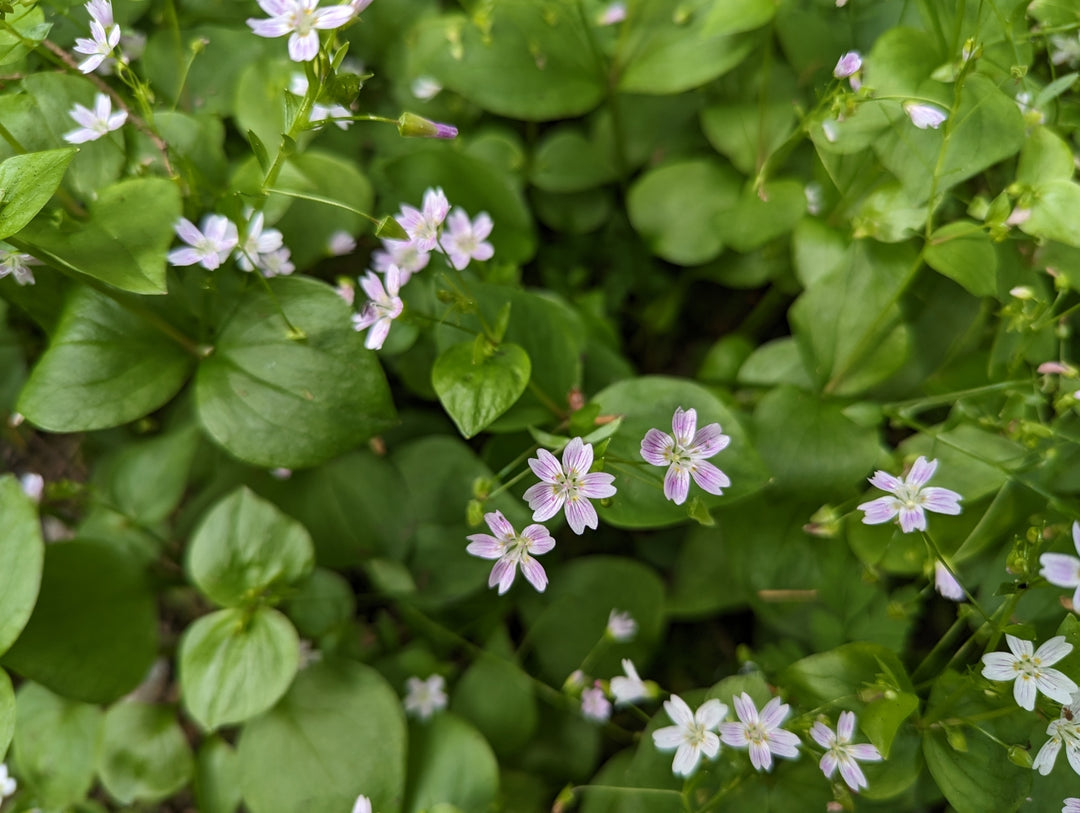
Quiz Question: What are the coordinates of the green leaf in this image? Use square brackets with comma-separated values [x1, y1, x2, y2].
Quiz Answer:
[100, 423, 200, 525]
[179, 607, 299, 731]
[1016, 126, 1075, 186]
[0, 670, 13, 764]
[187, 486, 315, 608]
[0, 148, 75, 240]
[714, 179, 806, 252]
[702, 0, 776, 34]
[98, 703, 194, 805]
[0, 4, 49, 65]
[195, 277, 396, 469]
[283, 569, 356, 639]
[12, 682, 102, 810]
[195, 738, 243, 813]
[924, 221, 997, 297]
[2, 539, 158, 704]
[1022, 179, 1080, 247]
[18, 177, 182, 294]
[530, 126, 619, 193]
[0, 475, 44, 656]
[404, 714, 499, 813]
[237, 661, 406, 813]
[432, 341, 531, 438]
[17, 285, 194, 432]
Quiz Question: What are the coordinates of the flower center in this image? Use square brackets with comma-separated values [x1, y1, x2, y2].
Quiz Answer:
[686, 720, 709, 747]
[745, 721, 768, 745]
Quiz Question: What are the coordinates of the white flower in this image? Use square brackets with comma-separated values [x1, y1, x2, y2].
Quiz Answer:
[903, 101, 948, 129]
[351, 794, 372, 813]
[410, 76, 443, 101]
[606, 609, 637, 642]
[981, 634, 1078, 711]
[810, 711, 882, 791]
[858, 456, 962, 533]
[0, 247, 40, 286]
[372, 238, 429, 284]
[0, 763, 15, 801]
[73, 16, 120, 73]
[581, 686, 612, 722]
[441, 208, 494, 270]
[62, 93, 127, 144]
[85, 0, 114, 28]
[640, 407, 730, 506]
[247, 0, 355, 63]
[1033, 695, 1080, 776]
[720, 692, 801, 772]
[235, 211, 285, 273]
[19, 473, 43, 503]
[327, 230, 357, 256]
[1041, 522, 1080, 610]
[597, 1, 627, 25]
[289, 74, 352, 129]
[167, 215, 239, 271]
[256, 248, 295, 278]
[652, 695, 727, 777]
[403, 675, 447, 720]
[351, 267, 403, 350]
[610, 658, 649, 706]
[934, 561, 965, 601]
[1050, 33, 1080, 67]
[397, 188, 450, 252]
[466, 510, 556, 594]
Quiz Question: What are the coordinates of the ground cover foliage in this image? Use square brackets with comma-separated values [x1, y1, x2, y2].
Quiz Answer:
[3, 0, 1080, 810]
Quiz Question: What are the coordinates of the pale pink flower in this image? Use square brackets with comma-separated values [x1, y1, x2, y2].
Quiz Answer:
[1033, 694, 1080, 776]
[934, 561, 965, 601]
[442, 208, 494, 270]
[74, 17, 120, 73]
[523, 437, 616, 534]
[1040, 522, 1080, 610]
[352, 267, 403, 350]
[1066, 798, 1080, 813]
[720, 693, 801, 772]
[466, 510, 555, 594]
[597, 1, 627, 24]
[1038, 361, 1075, 375]
[581, 686, 611, 722]
[85, 0, 114, 28]
[858, 456, 962, 533]
[397, 188, 450, 252]
[640, 407, 730, 505]
[834, 51, 862, 78]
[610, 658, 649, 705]
[606, 609, 637, 642]
[246, 0, 355, 63]
[410, 76, 443, 100]
[167, 215, 239, 271]
[810, 711, 882, 791]
[0, 247, 40, 285]
[903, 101, 948, 129]
[351, 795, 372, 813]
[327, 230, 357, 256]
[235, 210, 285, 273]
[403, 674, 446, 720]
[62, 93, 127, 144]
[652, 695, 727, 777]
[981, 635, 1078, 711]
[372, 238, 429, 284]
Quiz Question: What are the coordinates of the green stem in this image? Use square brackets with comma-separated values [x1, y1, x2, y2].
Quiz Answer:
[921, 530, 991, 623]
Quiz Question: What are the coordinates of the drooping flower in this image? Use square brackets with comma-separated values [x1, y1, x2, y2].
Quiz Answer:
[62, 93, 127, 144]
[610, 658, 650, 705]
[371, 238, 429, 284]
[235, 210, 285, 273]
[441, 208, 494, 270]
[652, 695, 728, 777]
[523, 437, 617, 534]
[1040, 521, 1080, 610]
[810, 711, 882, 791]
[396, 188, 450, 252]
[981, 634, 1078, 711]
[0, 764, 14, 802]
[74, 15, 121, 73]
[1033, 695, 1080, 776]
[351, 267, 403, 350]
[640, 407, 730, 506]
[465, 509, 556, 594]
[720, 693, 801, 772]
[0, 247, 40, 286]
[606, 609, 637, 642]
[934, 561, 965, 602]
[246, 0, 355, 63]
[581, 686, 612, 723]
[351, 795, 372, 813]
[403, 674, 447, 720]
[903, 101, 948, 129]
[167, 215, 239, 271]
[857, 456, 962, 533]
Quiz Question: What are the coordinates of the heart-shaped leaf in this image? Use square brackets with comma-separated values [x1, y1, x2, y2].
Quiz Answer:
[432, 340, 531, 438]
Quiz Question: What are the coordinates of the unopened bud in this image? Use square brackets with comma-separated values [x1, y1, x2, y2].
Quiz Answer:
[397, 111, 458, 139]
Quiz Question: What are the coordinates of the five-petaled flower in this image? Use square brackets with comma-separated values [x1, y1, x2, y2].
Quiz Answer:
[397, 187, 450, 252]
[640, 407, 730, 506]
[524, 437, 617, 534]
[1040, 521, 1080, 611]
[858, 456, 962, 533]
[247, 0, 355, 62]
[442, 208, 494, 270]
[903, 101, 948, 129]
[403, 674, 447, 720]
[235, 210, 285, 273]
[652, 694, 728, 777]
[352, 267, 404, 350]
[372, 237, 430, 284]
[810, 711, 882, 791]
[610, 658, 650, 705]
[62, 93, 127, 144]
[720, 692, 801, 772]
[466, 510, 556, 594]
[74, 9, 121, 73]
[981, 634, 1078, 711]
[1034, 694, 1080, 776]
[167, 215, 239, 271]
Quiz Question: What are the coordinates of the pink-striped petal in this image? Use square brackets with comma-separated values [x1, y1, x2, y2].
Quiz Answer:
[671, 407, 697, 446]
[528, 448, 563, 483]
[921, 487, 962, 514]
[897, 505, 926, 533]
[640, 428, 673, 466]
[562, 437, 593, 475]
[484, 510, 514, 539]
[520, 557, 548, 592]
[748, 740, 772, 771]
[837, 710, 855, 741]
[489, 559, 516, 594]
[465, 535, 502, 558]
[691, 423, 729, 457]
[520, 524, 555, 553]
[906, 456, 937, 489]
[564, 497, 597, 535]
[868, 470, 903, 493]
[579, 471, 616, 499]
[690, 460, 729, 495]
[664, 466, 689, 504]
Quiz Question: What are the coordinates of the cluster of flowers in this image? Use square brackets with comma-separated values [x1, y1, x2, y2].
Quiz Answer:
[166, 211, 295, 277]
[61, 1, 129, 144]
[351, 187, 494, 350]
[467, 408, 731, 594]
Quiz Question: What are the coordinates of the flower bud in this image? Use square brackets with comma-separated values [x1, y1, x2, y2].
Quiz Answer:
[397, 111, 458, 139]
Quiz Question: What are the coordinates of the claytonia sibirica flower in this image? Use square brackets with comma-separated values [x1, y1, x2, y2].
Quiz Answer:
[0, 763, 14, 801]
[903, 101, 948, 129]
[1066, 798, 1080, 813]
[19, 473, 44, 504]
[640, 407, 730, 506]
[351, 795, 372, 813]
[833, 50, 862, 90]
[1050, 33, 1080, 67]
[597, 1, 627, 25]
[397, 188, 450, 252]
[981, 635, 1078, 711]
[858, 456, 962, 533]
[720, 693, 801, 772]
[1040, 522, 1080, 610]
[410, 76, 443, 100]
[0, 247, 40, 286]
[524, 437, 617, 534]
[466, 510, 556, 594]
[62, 93, 127, 144]
[606, 609, 637, 642]
[810, 711, 882, 791]
[581, 686, 612, 723]
[372, 238, 429, 283]
[1033, 694, 1080, 776]
[352, 267, 403, 350]
[255, 248, 295, 278]
[167, 215, 239, 271]
[74, 14, 120, 74]
[247, 0, 355, 63]
[610, 658, 650, 705]
[652, 695, 727, 777]
[235, 211, 284, 273]
[442, 208, 494, 270]
[403, 675, 447, 720]
[289, 74, 352, 129]
[327, 230, 357, 256]
[934, 561, 965, 601]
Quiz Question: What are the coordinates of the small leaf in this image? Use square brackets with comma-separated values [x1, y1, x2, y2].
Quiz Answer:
[0, 148, 75, 240]
[432, 341, 531, 438]
[99, 703, 194, 805]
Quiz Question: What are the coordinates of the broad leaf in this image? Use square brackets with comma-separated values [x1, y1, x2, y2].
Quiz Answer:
[432, 340, 531, 438]
[0, 148, 75, 240]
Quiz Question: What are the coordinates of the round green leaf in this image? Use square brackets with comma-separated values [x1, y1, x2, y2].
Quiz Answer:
[237, 660, 406, 813]
[187, 486, 315, 608]
[404, 714, 499, 813]
[433, 341, 531, 439]
[924, 221, 997, 297]
[195, 737, 243, 813]
[99, 703, 194, 805]
[195, 276, 396, 469]
[13, 682, 102, 810]
[0, 475, 44, 656]
[283, 568, 356, 639]
[530, 126, 618, 193]
[1022, 180, 1080, 247]
[179, 607, 299, 731]
[0, 148, 76, 240]
[2, 539, 158, 704]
